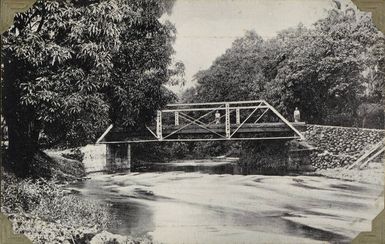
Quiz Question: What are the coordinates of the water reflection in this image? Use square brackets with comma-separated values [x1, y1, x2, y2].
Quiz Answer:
[107, 201, 155, 237]
[132, 159, 287, 175]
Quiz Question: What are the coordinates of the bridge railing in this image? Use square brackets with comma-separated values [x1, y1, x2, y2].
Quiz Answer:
[144, 100, 304, 141]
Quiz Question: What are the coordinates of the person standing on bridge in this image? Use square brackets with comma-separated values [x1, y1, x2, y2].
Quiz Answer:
[294, 107, 301, 122]
[215, 110, 221, 124]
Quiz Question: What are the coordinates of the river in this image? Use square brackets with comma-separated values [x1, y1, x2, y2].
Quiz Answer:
[68, 159, 383, 244]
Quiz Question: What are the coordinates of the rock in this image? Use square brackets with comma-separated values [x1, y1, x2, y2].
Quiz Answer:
[90, 231, 130, 244]
[306, 125, 384, 170]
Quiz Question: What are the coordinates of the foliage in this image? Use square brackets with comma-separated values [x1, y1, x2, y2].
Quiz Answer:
[2, 0, 183, 176]
[131, 140, 240, 162]
[177, 6, 385, 165]
[164, 142, 189, 159]
[133, 142, 192, 161]
[132, 142, 169, 162]
[34, 194, 111, 229]
[192, 141, 235, 157]
[1, 172, 110, 229]
[2, 149, 85, 180]
[193, 31, 267, 103]
[189, 6, 385, 127]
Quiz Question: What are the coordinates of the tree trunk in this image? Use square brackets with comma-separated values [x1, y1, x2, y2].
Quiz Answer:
[6, 118, 40, 178]
[3, 59, 40, 178]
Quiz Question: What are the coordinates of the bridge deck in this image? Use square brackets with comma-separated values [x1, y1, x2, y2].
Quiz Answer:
[101, 122, 306, 143]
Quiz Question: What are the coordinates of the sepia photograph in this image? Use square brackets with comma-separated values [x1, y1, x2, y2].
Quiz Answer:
[1, 0, 384, 243]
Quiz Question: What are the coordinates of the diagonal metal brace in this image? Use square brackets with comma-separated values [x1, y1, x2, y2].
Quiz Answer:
[263, 101, 305, 140]
[230, 103, 262, 138]
[179, 113, 226, 138]
[163, 109, 218, 139]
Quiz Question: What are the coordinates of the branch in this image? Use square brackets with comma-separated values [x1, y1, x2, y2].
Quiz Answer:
[36, 13, 45, 33]
[11, 8, 38, 33]
[25, 10, 40, 29]
[36, 4, 46, 33]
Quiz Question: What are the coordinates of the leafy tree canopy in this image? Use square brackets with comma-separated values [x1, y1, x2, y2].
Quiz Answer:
[187, 7, 384, 126]
[2, 0, 183, 176]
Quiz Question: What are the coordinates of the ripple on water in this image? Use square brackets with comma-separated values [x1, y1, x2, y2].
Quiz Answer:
[68, 160, 383, 243]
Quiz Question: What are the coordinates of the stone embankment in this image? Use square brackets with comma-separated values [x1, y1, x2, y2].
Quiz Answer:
[303, 125, 384, 169]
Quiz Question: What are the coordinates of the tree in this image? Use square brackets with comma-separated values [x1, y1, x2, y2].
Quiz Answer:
[193, 31, 268, 103]
[268, 7, 384, 124]
[191, 7, 384, 126]
[2, 0, 182, 177]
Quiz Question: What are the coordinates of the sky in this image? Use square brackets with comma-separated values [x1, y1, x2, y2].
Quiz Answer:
[165, 0, 352, 94]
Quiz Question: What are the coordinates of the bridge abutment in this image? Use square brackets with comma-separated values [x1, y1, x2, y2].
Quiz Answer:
[106, 144, 131, 172]
[239, 140, 315, 174]
[288, 148, 315, 171]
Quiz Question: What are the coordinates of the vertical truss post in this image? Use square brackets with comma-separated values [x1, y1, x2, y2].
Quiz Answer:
[225, 103, 230, 138]
[175, 111, 179, 126]
[236, 108, 240, 125]
[156, 110, 162, 140]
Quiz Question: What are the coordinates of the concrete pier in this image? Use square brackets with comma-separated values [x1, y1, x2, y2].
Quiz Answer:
[106, 143, 131, 172]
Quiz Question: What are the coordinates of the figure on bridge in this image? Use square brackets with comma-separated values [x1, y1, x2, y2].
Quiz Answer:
[294, 107, 301, 122]
[215, 110, 221, 124]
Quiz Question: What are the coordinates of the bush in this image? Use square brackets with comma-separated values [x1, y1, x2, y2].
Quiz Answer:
[132, 143, 169, 162]
[131, 140, 240, 162]
[1, 171, 153, 244]
[1, 173, 59, 213]
[164, 142, 189, 159]
[1, 171, 111, 230]
[192, 141, 231, 157]
[34, 194, 111, 229]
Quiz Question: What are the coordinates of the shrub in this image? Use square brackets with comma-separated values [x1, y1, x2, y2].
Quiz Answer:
[1, 173, 60, 213]
[192, 141, 233, 157]
[33, 194, 111, 229]
[132, 143, 169, 162]
[1, 171, 111, 230]
[165, 142, 189, 159]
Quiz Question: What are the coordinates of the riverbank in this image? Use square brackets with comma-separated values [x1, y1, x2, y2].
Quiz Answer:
[313, 162, 384, 185]
[1, 149, 152, 244]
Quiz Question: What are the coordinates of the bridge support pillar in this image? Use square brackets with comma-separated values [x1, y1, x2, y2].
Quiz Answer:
[105, 144, 131, 172]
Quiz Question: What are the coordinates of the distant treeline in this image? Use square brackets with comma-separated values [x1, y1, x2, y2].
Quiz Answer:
[182, 6, 385, 128]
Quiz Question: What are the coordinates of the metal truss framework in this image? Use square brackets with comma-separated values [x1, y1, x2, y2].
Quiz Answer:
[97, 100, 305, 144]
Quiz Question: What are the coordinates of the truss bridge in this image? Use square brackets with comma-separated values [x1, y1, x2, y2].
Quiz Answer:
[98, 100, 305, 144]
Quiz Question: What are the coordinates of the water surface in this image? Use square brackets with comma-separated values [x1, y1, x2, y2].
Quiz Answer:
[69, 160, 383, 244]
